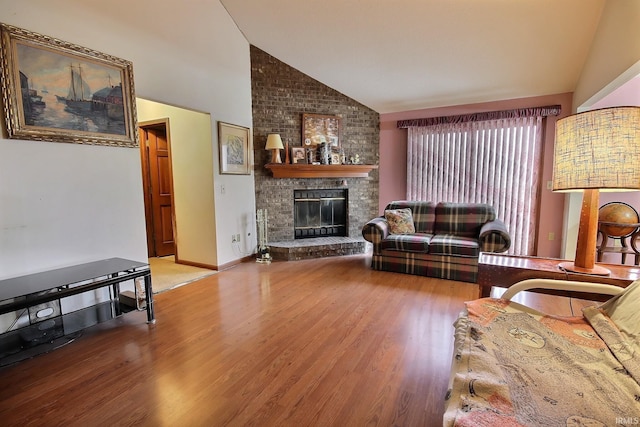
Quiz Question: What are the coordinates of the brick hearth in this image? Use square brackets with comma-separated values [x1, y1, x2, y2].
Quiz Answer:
[269, 237, 367, 261]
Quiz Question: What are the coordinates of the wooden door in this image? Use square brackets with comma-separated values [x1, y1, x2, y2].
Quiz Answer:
[139, 122, 175, 257]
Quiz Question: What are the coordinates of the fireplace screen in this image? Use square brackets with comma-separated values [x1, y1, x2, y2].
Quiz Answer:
[294, 189, 347, 239]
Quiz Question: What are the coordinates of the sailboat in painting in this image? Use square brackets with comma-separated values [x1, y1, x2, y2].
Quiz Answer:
[56, 64, 92, 111]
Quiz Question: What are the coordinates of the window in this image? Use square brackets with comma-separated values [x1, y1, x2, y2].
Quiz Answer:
[399, 106, 560, 255]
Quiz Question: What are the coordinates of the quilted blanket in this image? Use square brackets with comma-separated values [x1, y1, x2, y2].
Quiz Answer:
[443, 297, 640, 426]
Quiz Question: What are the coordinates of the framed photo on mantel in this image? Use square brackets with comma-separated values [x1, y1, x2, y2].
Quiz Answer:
[302, 113, 341, 148]
[291, 146, 307, 164]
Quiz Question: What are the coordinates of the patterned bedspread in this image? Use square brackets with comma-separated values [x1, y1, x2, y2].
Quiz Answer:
[443, 297, 640, 426]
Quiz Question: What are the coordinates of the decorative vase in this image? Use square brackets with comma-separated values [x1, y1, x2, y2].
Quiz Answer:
[320, 143, 330, 165]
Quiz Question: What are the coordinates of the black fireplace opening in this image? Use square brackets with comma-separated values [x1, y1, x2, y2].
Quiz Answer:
[293, 189, 347, 239]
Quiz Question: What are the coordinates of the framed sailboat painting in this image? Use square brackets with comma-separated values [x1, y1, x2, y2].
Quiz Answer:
[0, 23, 138, 147]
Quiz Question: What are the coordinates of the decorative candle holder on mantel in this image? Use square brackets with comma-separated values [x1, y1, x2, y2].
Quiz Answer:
[264, 163, 378, 179]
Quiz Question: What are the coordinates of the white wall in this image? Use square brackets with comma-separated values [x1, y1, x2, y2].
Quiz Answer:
[573, 0, 640, 110]
[0, 139, 148, 278]
[0, 0, 254, 278]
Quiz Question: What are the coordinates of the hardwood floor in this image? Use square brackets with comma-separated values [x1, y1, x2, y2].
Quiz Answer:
[0, 255, 585, 426]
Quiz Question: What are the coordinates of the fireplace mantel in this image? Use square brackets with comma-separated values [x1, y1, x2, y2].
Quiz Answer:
[265, 164, 378, 178]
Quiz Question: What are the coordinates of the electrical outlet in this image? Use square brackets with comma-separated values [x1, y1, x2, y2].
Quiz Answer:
[236, 233, 241, 242]
[548, 232, 554, 241]
[231, 234, 237, 243]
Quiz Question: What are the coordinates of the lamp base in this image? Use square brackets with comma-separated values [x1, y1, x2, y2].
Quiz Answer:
[558, 261, 610, 276]
[270, 149, 282, 164]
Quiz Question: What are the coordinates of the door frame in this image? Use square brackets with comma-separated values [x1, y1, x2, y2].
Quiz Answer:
[139, 118, 178, 259]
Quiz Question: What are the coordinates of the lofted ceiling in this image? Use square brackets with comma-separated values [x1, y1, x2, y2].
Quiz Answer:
[220, 0, 606, 113]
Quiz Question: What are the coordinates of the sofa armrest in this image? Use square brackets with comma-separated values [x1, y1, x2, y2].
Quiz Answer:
[479, 219, 511, 253]
[362, 216, 390, 254]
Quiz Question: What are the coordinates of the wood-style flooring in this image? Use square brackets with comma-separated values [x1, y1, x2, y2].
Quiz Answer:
[0, 254, 587, 426]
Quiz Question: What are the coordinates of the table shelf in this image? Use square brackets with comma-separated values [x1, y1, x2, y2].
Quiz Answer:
[0, 258, 154, 366]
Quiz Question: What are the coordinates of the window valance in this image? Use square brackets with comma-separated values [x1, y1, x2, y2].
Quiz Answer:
[396, 105, 561, 128]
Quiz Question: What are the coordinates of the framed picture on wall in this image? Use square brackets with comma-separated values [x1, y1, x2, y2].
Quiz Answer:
[302, 113, 341, 147]
[218, 121, 251, 175]
[0, 23, 138, 147]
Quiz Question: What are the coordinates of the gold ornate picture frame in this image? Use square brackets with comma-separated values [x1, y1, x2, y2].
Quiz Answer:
[0, 23, 138, 147]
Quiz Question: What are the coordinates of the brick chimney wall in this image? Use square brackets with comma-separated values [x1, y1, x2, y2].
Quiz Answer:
[250, 46, 380, 242]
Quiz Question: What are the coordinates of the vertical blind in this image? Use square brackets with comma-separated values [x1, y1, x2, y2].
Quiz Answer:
[404, 115, 548, 255]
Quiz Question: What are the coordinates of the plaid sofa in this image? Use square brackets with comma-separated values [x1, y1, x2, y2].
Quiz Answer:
[362, 201, 511, 282]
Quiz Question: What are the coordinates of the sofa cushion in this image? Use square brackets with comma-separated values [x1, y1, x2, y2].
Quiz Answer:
[385, 208, 416, 234]
[434, 203, 496, 237]
[380, 233, 433, 253]
[429, 234, 480, 257]
[386, 201, 436, 234]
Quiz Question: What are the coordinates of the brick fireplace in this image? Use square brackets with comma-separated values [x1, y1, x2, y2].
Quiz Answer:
[250, 45, 380, 254]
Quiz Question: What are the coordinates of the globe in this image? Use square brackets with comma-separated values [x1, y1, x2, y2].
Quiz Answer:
[598, 202, 640, 237]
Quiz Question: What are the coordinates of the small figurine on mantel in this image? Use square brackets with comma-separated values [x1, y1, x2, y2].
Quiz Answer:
[350, 154, 361, 164]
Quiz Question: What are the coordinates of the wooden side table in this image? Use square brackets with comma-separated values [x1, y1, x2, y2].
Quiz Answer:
[477, 253, 640, 300]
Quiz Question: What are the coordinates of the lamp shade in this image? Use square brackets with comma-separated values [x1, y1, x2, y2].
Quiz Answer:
[265, 134, 284, 150]
[553, 107, 640, 192]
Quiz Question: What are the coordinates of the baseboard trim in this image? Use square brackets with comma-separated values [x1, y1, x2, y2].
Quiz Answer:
[217, 255, 255, 271]
[175, 255, 257, 272]
[174, 258, 217, 271]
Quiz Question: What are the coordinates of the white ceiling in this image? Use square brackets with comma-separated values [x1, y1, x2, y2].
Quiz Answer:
[220, 0, 606, 113]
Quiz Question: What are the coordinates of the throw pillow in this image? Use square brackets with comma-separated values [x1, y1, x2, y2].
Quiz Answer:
[385, 208, 415, 234]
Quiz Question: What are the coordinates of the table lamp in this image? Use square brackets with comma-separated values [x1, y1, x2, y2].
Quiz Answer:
[265, 134, 284, 163]
[553, 106, 640, 275]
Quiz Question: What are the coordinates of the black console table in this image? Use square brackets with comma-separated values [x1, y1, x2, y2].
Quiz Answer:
[0, 257, 154, 321]
[0, 258, 154, 365]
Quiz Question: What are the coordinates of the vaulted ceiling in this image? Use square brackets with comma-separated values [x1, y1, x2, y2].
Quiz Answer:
[220, 0, 606, 113]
